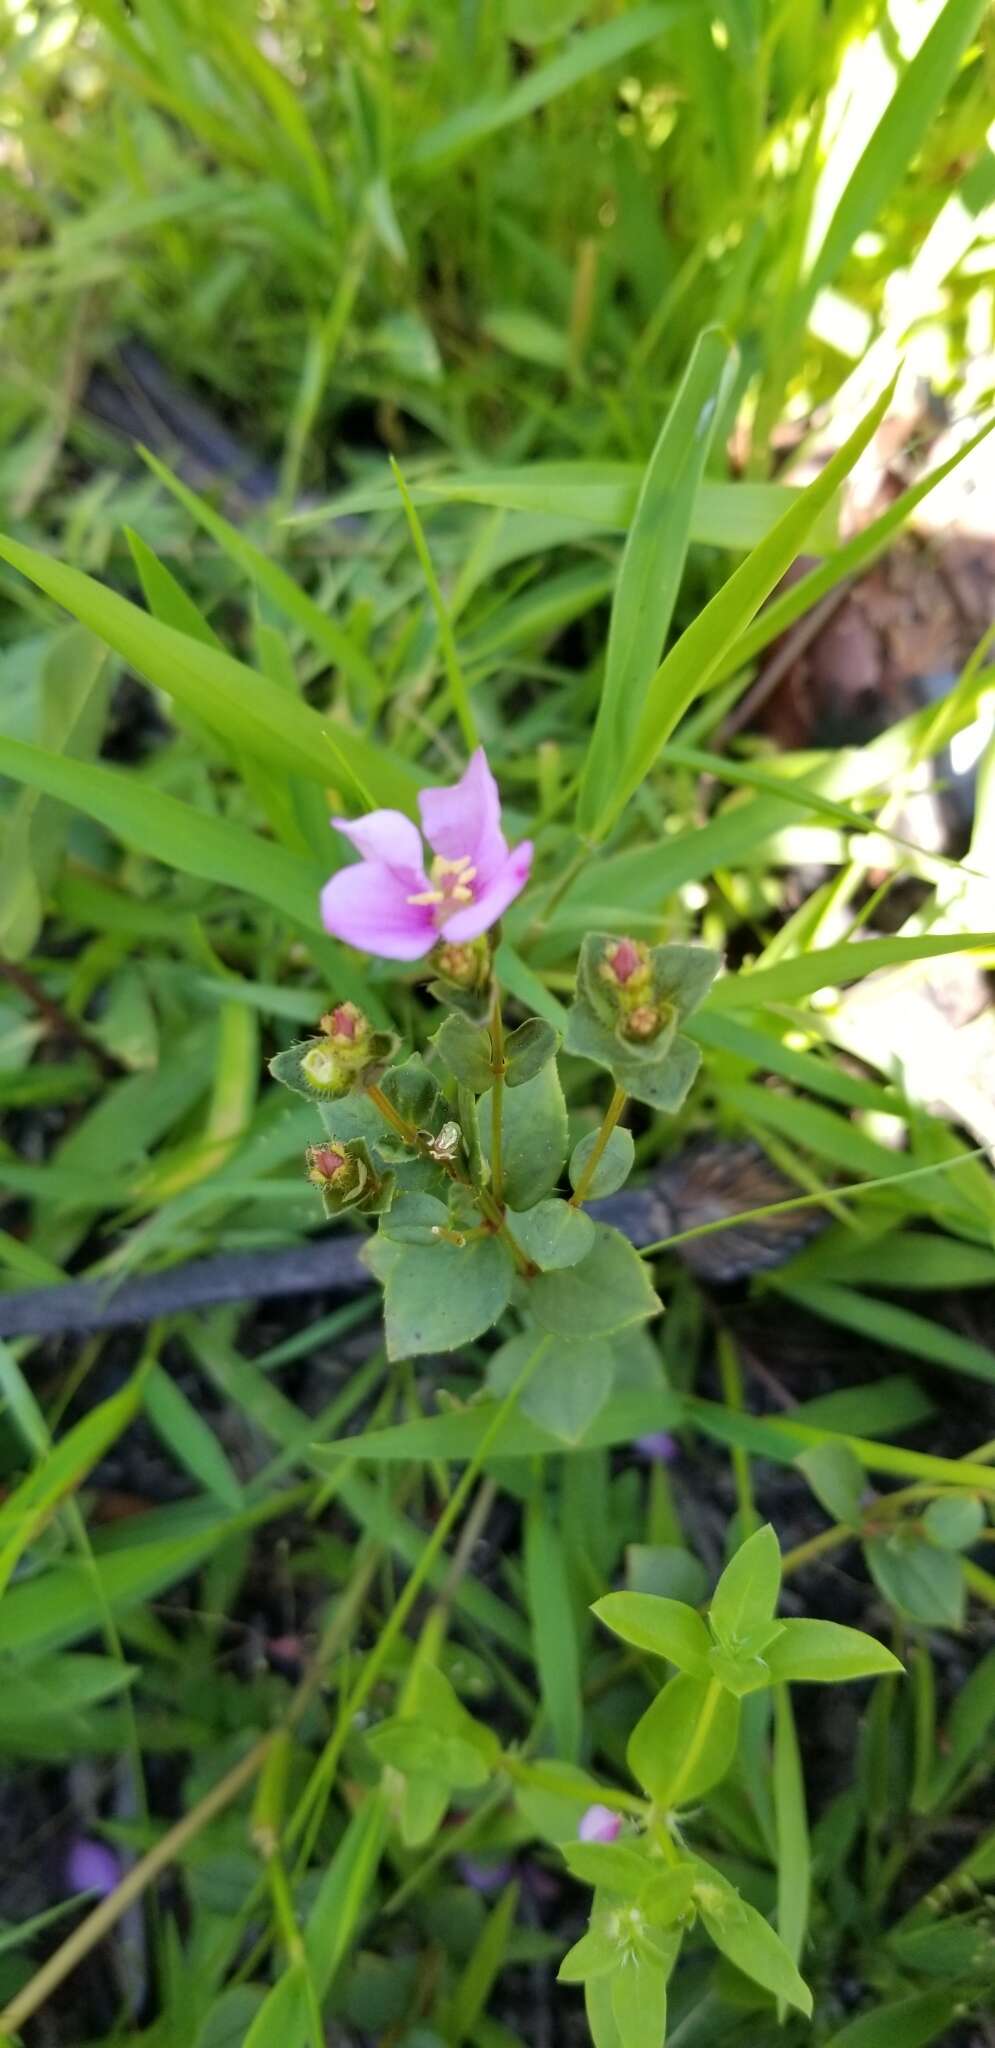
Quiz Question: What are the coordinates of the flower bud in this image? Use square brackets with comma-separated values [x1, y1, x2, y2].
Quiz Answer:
[602, 938, 649, 989]
[319, 1001, 368, 1048]
[432, 936, 491, 993]
[622, 999, 674, 1045]
[304, 1137, 387, 1216]
[578, 1804, 623, 1844]
[306, 1144, 348, 1187]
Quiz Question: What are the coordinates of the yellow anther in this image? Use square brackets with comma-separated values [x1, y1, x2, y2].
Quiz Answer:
[407, 887, 445, 906]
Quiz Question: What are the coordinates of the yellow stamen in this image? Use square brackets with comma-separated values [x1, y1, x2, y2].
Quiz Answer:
[407, 887, 445, 906]
[433, 854, 475, 878]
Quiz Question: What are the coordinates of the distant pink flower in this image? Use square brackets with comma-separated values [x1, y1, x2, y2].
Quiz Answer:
[320, 749, 533, 961]
[65, 1838, 120, 1897]
[634, 1431, 678, 1464]
[578, 1804, 623, 1844]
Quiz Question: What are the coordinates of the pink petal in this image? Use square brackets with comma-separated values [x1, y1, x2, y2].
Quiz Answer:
[419, 748, 508, 884]
[578, 1804, 622, 1845]
[320, 861, 436, 960]
[440, 841, 532, 941]
[332, 808, 425, 875]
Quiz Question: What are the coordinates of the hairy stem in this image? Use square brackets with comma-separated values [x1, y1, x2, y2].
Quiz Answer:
[489, 983, 506, 1207]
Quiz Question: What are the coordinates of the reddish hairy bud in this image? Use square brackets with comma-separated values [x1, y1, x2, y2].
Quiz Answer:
[320, 1001, 367, 1046]
[307, 1145, 347, 1185]
[605, 938, 646, 986]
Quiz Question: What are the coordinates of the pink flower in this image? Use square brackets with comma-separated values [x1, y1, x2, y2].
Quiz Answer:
[320, 749, 533, 961]
[578, 1804, 623, 1844]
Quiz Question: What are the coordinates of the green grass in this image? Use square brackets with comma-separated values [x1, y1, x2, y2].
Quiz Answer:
[1, 3, 995, 2043]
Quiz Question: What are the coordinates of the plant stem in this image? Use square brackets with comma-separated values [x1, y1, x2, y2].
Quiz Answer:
[365, 1081, 418, 1146]
[366, 1079, 534, 1278]
[266, 1852, 325, 2048]
[489, 983, 506, 1207]
[570, 1084, 627, 1206]
[716, 1332, 757, 1537]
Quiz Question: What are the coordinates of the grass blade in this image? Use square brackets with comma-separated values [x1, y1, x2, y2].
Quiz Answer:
[0, 734, 323, 928]
[577, 327, 736, 830]
[593, 378, 896, 836]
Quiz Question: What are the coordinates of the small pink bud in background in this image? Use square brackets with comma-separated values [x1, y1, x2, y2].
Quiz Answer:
[578, 1803, 623, 1844]
[65, 1838, 120, 1898]
[634, 1431, 678, 1464]
[457, 1855, 515, 1893]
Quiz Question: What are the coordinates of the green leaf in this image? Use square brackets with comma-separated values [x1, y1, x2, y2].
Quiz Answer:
[569, 1126, 635, 1199]
[558, 1842, 654, 1894]
[585, 1973, 624, 2048]
[796, 1444, 866, 1526]
[611, 1949, 669, 2048]
[0, 735, 323, 929]
[139, 447, 382, 698]
[921, 1647, 995, 1811]
[380, 1192, 452, 1245]
[368, 1718, 490, 1787]
[564, 1003, 702, 1113]
[0, 530, 419, 810]
[480, 1061, 568, 1209]
[559, 1924, 619, 1984]
[866, 1536, 965, 1630]
[578, 327, 736, 829]
[627, 1675, 739, 1806]
[487, 1330, 617, 1444]
[774, 1687, 809, 1987]
[365, 1232, 514, 1360]
[591, 1593, 712, 1677]
[922, 1496, 986, 1552]
[503, 1017, 561, 1087]
[765, 1619, 903, 1685]
[406, 4, 689, 172]
[446, 1879, 519, 2048]
[0, 1372, 147, 1597]
[509, 1199, 595, 1271]
[821, 1988, 971, 2048]
[242, 1967, 312, 2048]
[708, 931, 995, 1014]
[709, 1524, 782, 1651]
[431, 1011, 494, 1092]
[304, 1789, 389, 1993]
[145, 1366, 244, 1511]
[526, 1496, 583, 1760]
[528, 1224, 662, 1340]
[0, 626, 109, 960]
[801, 0, 988, 307]
[593, 379, 896, 837]
[313, 1387, 685, 1465]
[694, 1871, 812, 2016]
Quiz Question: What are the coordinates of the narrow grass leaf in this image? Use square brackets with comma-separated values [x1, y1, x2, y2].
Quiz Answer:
[139, 450, 381, 698]
[525, 1496, 582, 1761]
[0, 735, 322, 927]
[0, 531, 418, 809]
[594, 380, 896, 836]
[707, 931, 995, 1010]
[577, 327, 736, 829]
[407, 6, 690, 171]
